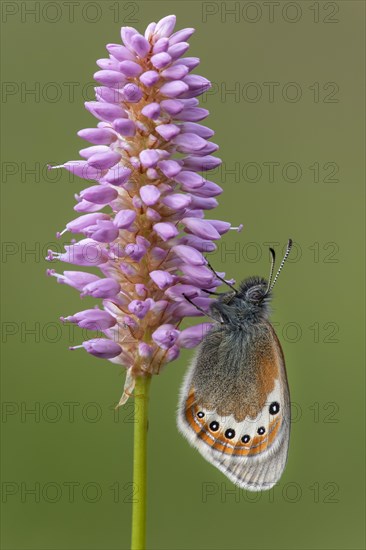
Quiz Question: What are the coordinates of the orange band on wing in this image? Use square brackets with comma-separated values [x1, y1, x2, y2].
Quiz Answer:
[184, 389, 281, 457]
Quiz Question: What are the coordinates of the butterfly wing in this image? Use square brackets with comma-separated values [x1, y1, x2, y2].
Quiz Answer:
[177, 322, 290, 491]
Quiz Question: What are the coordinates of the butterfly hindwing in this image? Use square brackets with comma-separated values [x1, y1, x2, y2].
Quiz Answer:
[177, 322, 290, 491]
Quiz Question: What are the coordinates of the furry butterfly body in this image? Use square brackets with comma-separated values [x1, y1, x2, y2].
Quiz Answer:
[177, 243, 292, 492]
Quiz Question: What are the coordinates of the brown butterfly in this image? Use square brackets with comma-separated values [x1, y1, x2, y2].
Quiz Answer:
[178, 240, 292, 491]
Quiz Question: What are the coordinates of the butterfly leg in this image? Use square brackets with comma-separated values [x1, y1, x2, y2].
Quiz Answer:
[205, 258, 237, 293]
[182, 293, 222, 324]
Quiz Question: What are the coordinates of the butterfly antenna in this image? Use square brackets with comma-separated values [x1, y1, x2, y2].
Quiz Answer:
[268, 239, 293, 292]
[265, 248, 276, 294]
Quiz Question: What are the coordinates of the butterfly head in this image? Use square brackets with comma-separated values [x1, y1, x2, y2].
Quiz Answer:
[210, 240, 293, 326]
[211, 276, 271, 325]
[239, 276, 271, 306]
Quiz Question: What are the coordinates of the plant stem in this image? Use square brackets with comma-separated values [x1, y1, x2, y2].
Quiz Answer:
[131, 375, 152, 550]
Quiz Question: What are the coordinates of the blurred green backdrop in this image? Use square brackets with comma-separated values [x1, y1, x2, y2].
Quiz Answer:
[1, 1, 365, 549]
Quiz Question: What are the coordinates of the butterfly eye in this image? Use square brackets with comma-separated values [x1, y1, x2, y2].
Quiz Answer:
[257, 427, 266, 435]
[224, 429, 235, 439]
[197, 411, 205, 419]
[246, 285, 265, 303]
[269, 402, 280, 415]
[241, 435, 251, 444]
[209, 421, 219, 432]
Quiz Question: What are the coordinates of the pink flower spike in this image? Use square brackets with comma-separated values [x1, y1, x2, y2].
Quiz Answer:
[48, 15, 235, 402]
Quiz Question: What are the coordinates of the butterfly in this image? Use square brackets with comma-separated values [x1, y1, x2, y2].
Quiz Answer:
[177, 240, 293, 491]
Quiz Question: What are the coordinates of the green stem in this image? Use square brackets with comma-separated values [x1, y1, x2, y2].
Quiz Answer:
[131, 375, 151, 550]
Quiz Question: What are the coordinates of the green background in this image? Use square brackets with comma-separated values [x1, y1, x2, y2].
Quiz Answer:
[1, 1, 365, 549]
